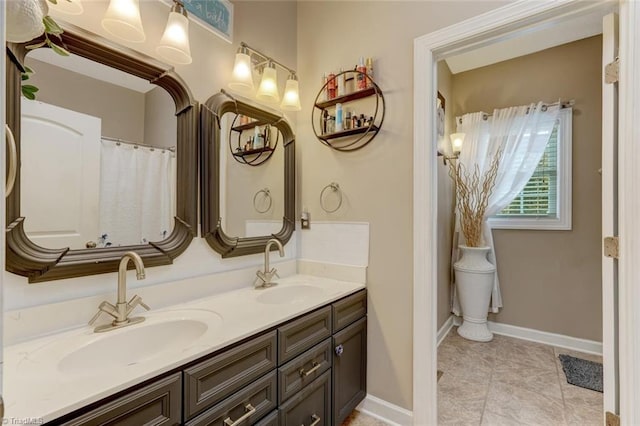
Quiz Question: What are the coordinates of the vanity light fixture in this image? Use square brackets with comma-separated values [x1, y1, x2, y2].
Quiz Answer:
[50, 0, 84, 15]
[229, 42, 301, 111]
[156, 0, 192, 65]
[101, 0, 146, 43]
[438, 132, 465, 165]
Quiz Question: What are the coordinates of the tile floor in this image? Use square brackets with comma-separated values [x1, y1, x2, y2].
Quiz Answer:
[438, 327, 603, 426]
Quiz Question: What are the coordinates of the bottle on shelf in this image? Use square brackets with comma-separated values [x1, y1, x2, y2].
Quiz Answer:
[327, 71, 337, 99]
[337, 68, 346, 97]
[365, 57, 374, 88]
[335, 103, 343, 132]
[321, 73, 328, 101]
[253, 126, 264, 150]
[344, 110, 352, 130]
[356, 57, 367, 90]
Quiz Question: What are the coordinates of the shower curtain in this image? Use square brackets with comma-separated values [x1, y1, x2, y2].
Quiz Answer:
[98, 139, 176, 247]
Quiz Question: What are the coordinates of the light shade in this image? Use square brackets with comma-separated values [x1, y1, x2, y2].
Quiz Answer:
[229, 47, 254, 92]
[102, 0, 145, 43]
[280, 74, 301, 111]
[450, 132, 465, 154]
[156, 2, 192, 65]
[50, 0, 84, 15]
[256, 62, 280, 103]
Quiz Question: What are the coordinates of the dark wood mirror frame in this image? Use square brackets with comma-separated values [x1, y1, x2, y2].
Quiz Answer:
[201, 90, 295, 257]
[5, 23, 199, 283]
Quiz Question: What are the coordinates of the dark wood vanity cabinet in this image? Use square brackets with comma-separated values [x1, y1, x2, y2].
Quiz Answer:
[50, 290, 367, 426]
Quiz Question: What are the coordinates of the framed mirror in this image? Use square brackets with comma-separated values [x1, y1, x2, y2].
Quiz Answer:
[5, 23, 198, 283]
[201, 90, 295, 257]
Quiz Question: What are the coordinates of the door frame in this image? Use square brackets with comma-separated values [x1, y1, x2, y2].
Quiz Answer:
[412, 0, 639, 424]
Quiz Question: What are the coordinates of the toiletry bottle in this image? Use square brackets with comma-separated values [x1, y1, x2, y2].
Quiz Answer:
[327, 116, 335, 134]
[359, 113, 366, 127]
[345, 110, 352, 130]
[322, 109, 329, 134]
[356, 57, 367, 90]
[365, 57, 374, 87]
[327, 71, 336, 99]
[322, 73, 328, 101]
[253, 126, 264, 150]
[352, 111, 358, 128]
[335, 103, 343, 132]
[337, 68, 346, 97]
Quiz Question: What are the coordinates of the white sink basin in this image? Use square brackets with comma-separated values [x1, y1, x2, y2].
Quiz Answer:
[23, 309, 223, 377]
[256, 284, 325, 305]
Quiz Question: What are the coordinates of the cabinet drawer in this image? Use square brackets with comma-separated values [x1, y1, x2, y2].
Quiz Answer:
[185, 372, 277, 426]
[184, 331, 277, 420]
[255, 410, 278, 426]
[278, 306, 332, 364]
[333, 317, 367, 426]
[278, 338, 332, 403]
[278, 370, 331, 426]
[332, 290, 366, 332]
[60, 373, 181, 426]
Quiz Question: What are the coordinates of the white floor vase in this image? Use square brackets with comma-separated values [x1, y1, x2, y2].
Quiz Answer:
[454, 245, 495, 342]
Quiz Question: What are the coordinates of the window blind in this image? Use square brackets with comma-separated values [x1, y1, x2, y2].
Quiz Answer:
[498, 124, 559, 217]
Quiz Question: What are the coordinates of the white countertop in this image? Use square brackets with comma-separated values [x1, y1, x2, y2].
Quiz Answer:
[4, 274, 365, 422]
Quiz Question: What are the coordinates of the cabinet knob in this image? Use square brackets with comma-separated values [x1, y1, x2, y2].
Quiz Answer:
[335, 344, 344, 357]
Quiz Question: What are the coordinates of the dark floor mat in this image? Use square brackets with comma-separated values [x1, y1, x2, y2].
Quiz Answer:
[558, 354, 603, 393]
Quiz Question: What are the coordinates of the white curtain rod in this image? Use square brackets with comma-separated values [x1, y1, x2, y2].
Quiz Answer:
[456, 100, 575, 124]
[102, 136, 176, 153]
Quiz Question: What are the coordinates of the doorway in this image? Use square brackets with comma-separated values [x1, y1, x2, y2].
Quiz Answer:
[412, 1, 640, 425]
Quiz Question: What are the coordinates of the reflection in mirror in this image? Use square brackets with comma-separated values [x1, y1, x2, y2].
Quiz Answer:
[219, 113, 284, 238]
[21, 49, 177, 249]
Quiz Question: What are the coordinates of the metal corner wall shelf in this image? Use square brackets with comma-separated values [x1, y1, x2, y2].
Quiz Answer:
[228, 114, 280, 166]
[312, 70, 385, 152]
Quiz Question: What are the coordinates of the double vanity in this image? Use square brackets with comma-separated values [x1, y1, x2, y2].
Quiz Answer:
[4, 15, 367, 426]
[6, 275, 367, 425]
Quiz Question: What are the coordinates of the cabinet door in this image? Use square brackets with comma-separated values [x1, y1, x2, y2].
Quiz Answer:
[278, 371, 331, 426]
[332, 318, 367, 426]
[60, 373, 182, 426]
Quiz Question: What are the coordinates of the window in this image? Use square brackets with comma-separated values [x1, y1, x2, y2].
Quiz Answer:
[489, 108, 572, 230]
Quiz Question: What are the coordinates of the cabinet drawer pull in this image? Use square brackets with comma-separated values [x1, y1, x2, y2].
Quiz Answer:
[223, 403, 256, 426]
[299, 361, 321, 377]
[335, 344, 344, 357]
[301, 414, 321, 426]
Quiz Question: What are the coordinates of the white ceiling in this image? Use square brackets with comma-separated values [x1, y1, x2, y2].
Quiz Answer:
[445, 11, 605, 74]
[28, 48, 154, 93]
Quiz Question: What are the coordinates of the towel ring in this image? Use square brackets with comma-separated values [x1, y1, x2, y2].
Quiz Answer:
[5, 124, 17, 198]
[320, 182, 342, 213]
[253, 188, 272, 213]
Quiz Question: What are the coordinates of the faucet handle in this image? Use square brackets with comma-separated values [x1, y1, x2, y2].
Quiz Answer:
[89, 301, 118, 325]
[270, 268, 280, 279]
[128, 294, 150, 311]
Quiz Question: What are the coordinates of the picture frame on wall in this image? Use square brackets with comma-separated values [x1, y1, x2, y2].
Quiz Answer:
[163, 0, 234, 44]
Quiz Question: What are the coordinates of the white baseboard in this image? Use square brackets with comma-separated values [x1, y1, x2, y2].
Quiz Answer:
[357, 394, 413, 426]
[437, 315, 455, 347]
[447, 315, 602, 355]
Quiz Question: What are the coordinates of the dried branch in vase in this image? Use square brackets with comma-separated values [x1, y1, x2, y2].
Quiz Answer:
[448, 152, 501, 247]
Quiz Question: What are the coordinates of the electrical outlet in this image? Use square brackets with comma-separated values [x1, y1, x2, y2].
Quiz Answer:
[301, 210, 310, 229]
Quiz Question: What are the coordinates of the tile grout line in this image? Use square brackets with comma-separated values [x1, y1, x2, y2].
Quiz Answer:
[478, 340, 498, 425]
[554, 347, 570, 425]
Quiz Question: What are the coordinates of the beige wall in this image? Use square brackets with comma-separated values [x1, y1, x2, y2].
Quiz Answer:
[25, 58, 145, 142]
[451, 36, 603, 341]
[296, 0, 510, 411]
[437, 61, 456, 330]
[144, 86, 176, 150]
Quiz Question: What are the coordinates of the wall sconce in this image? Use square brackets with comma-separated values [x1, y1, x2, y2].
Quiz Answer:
[229, 42, 301, 111]
[101, 0, 146, 42]
[156, 0, 192, 65]
[438, 132, 465, 165]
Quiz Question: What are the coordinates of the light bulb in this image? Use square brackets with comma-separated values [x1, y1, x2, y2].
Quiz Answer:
[157, 1, 192, 65]
[102, 0, 145, 42]
[256, 62, 280, 103]
[280, 74, 301, 111]
[229, 46, 254, 92]
[450, 132, 465, 155]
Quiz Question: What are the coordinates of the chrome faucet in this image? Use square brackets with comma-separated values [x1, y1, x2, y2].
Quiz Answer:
[89, 251, 150, 333]
[255, 239, 285, 288]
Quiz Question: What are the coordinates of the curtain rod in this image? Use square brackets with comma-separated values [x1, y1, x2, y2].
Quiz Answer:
[102, 136, 176, 153]
[456, 100, 575, 124]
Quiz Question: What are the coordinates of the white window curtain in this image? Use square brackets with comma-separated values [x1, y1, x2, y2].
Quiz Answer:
[451, 102, 560, 314]
[98, 139, 176, 247]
